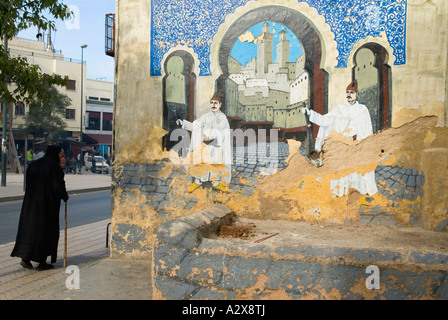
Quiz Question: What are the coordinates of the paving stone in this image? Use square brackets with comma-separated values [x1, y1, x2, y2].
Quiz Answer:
[383, 171, 392, 179]
[397, 185, 405, 198]
[156, 186, 170, 193]
[151, 179, 163, 186]
[390, 181, 401, 191]
[407, 175, 416, 187]
[393, 172, 403, 180]
[435, 220, 448, 232]
[390, 167, 400, 175]
[416, 176, 422, 187]
[142, 184, 156, 193]
[402, 174, 409, 184]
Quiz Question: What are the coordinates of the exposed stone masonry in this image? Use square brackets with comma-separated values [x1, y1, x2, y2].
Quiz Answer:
[112, 143, 432, 255]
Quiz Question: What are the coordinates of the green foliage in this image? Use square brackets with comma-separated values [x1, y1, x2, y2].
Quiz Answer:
[0, 48, 68, 105]
[0, 0, 70, 39]
[0, 0, 71, 105]
[19, 85, 71, 138]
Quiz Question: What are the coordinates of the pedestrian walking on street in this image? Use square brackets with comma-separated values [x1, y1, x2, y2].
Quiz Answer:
[10, 145, 69, 271]
[26, 148, 33, 165]
[68, 156, 76, 173]
[91, 155, 96, 173]
[77, 153, 82, 174]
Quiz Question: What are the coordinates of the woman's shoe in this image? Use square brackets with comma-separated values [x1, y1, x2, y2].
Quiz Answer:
[36, 262, 54, 271]
[20, 260, 33, 269]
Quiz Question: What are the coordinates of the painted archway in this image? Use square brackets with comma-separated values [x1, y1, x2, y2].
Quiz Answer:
[215, 6, 328, 141]
[353, 43, 391, 133]
[162, 50, 196, 151]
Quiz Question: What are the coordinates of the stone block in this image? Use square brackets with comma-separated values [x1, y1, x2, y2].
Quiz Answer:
[112, 223, 148, 253]
[435, 220, 448, 232]
[142, 184, 156, 193]
[409, 252, 448, 265]
[153, 244, 189, 273]
[152, 204, 448, 300]
[346, 249, 402, 264]
[176, 253, 225, 285]
[154, 220, 201, 249]
[435, 277, 448, 299]
[156, 186, 170, 193]
[219, 256, 272, 291]
[130, 177, 142, 184]
[191, 287, 237, 300]
[407, 175, 416, 187]
[153, 275, 197, 300]
[265, 260, 323, 292]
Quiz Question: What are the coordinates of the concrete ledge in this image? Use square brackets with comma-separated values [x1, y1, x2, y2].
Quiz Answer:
[153, 204, 235, 250]
[152, 205, 448, 300]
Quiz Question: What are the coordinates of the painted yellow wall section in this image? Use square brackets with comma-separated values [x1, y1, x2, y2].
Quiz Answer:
[112, 117, 447, 258]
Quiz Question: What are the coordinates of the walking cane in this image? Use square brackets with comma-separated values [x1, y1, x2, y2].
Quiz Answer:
[64, 201, 67, 268]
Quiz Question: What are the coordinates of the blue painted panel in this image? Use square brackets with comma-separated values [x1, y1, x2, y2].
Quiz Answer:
[150, 0, 407, 76]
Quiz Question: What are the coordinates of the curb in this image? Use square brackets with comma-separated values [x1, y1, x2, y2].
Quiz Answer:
[0, 186, 111, 203]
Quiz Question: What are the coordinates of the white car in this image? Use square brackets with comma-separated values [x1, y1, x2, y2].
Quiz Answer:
[85, 155, 110, 174]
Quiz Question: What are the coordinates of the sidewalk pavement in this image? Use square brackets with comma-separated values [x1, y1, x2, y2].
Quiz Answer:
[0, 169, 152, 300]
[0, 168, 112, 202]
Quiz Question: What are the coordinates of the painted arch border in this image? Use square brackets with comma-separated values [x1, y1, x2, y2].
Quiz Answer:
[160, 45, 201, 78]
[209, 0, 339, 78]
[346, 33, 396, 71]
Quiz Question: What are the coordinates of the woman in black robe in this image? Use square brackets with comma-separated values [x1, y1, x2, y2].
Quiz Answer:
[11, 145, 69, 271]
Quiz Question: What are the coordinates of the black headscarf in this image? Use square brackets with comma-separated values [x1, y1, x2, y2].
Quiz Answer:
[44, 145, 61, 163]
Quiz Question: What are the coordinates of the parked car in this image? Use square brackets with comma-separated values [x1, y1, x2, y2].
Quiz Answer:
[85, 155, 110, 174]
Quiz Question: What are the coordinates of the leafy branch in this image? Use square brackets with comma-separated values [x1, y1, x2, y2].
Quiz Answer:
[0, 0, 71, 105]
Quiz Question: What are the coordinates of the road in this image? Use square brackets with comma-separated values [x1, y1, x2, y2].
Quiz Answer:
[0, 190, 111, 245]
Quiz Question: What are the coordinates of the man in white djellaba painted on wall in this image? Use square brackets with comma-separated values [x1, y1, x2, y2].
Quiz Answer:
[302, 80, 377, 197]
[177, 92, 232, 193]
[302, 80, 373, 152]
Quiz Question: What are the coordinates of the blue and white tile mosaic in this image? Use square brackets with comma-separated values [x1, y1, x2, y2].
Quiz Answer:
[150, 0, 407, 76]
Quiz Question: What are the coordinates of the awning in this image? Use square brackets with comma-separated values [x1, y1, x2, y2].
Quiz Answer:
[82, 146, 95, 152]
[83, 133, 112, 146]
[56, 138, 85, 146]
[82, 133, 98, 145]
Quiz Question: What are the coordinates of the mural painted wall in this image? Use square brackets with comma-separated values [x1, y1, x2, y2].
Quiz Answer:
[150, 0, 407, 75]
[112, 0, 448, 258]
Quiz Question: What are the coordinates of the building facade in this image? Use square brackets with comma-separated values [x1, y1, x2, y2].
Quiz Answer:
[85, 79, 114, 158]
[8, 37, 85, 143]
[6, 37, 113, 158]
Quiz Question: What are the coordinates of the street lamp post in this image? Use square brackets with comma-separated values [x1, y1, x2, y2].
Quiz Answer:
[1, 38, 9, 187]
[79, 44, 87, 144]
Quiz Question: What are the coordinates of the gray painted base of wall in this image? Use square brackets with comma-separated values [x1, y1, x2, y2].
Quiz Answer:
[153, 205, 448, 300]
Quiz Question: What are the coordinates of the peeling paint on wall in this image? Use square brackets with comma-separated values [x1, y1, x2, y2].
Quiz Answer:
[114, 0, 448, 260]
[152, 205, 448, 299]
[112, 115, 448, 257]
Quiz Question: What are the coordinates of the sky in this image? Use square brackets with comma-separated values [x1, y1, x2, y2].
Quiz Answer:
[231, 21, 304, 67]
[17, 0, 116, 82]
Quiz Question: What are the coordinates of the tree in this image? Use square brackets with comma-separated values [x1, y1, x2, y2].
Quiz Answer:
[0, 0, 71, 105]
[19, 85, 71, 140]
